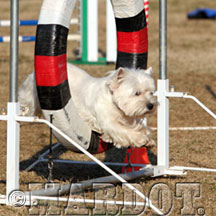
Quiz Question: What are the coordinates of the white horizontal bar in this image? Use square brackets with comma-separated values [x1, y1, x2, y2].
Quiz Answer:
[0, 36, 36, 42]
[67, 34, 81, 41]
[0, 194, 33, 206]
[16, 116, 39, 122]
[0, 20, 11, 26]
[70, 18, 79, 25]
[170, 126, 216, 131]
[0, 34, 80, 43]
[28, 195, 146, 206]
[151, 126, 216, 131]
[0, 195, 6, 204]
[0, 115, 7, 121]
[154, 91, 184, 97]
[170, 166, 216, 173]
[165, 92, 185, 98]
[1, 193, 147, 207]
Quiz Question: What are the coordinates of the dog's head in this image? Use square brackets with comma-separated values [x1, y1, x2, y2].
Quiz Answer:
[107, 67, 156, 118]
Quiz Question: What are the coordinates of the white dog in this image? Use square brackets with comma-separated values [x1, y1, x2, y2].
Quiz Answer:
[18, 64, 156, 148]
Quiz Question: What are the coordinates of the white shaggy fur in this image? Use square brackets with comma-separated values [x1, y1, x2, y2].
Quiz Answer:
[18, 64, 156, 148]
[18, 73, 41, 116]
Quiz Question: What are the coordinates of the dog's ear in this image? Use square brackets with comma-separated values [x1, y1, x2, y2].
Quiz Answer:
[116, 67, 125, 82]
[145, 67, 153, 76]
[107, 67, 125, 91]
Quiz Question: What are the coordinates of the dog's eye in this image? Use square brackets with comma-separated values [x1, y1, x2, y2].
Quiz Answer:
[150, 91, 154, 95]
[135, 91, 141, 96]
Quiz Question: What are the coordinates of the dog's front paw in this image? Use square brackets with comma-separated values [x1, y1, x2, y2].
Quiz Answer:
[145, 138, 156, 148]
[113, 143, 123, 149]
[101, 133, 113, 143]
[131, 130, 156, 148]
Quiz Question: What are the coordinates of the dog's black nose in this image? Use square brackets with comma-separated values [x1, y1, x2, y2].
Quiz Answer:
[147, 103, 154, 110]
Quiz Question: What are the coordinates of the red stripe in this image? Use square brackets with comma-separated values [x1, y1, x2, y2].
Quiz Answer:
[122, 147, 149, 173]
[96, 139, 112, 153]
[35, 54, 67, 86]
[117, 27, 148, 54]
[144, 1, 149, 6]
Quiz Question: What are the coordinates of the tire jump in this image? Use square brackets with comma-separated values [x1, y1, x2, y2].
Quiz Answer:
[35, 0, 148, 153]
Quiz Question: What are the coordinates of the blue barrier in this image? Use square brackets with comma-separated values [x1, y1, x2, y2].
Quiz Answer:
[0, 19, 79, 43]
[19, 20, 38, 26]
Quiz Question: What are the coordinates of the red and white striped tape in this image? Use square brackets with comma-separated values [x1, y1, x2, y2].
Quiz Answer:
[144, 0, 149, 26]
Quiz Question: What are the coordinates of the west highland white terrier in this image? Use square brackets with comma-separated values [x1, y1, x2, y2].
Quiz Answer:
[18, 64, 157, 148]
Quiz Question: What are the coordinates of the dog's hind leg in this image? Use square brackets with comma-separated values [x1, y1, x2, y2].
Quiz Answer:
[18, 72, 41, 116]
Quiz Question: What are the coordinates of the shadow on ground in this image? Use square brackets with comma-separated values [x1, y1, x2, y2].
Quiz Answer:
[205, 85, 216, 100]
[20, 143, 157, 183]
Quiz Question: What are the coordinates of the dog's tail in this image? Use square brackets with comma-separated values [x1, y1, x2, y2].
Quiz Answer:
[18, 72, 41, 116]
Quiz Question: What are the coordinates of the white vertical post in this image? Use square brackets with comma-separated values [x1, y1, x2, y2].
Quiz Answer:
[106, 0, 117, 62]
[157, 80, 169, 168]
[87, 0, 98, 62]
[6, 102, 20, 203]
[7, 0, 20, 204]
[157, 0, 169, 171]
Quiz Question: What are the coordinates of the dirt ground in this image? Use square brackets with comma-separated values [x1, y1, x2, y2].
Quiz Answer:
[0, 0, 216, 215]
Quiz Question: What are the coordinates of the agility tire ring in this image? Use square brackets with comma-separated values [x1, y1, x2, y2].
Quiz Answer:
[35, 0, 110, 153]
[35, 0, 148, 153]
[111, 0, 148, 69]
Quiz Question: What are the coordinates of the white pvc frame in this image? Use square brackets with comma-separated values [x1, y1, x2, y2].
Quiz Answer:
[155, 81, 216, 177]
[0, 106, 163, 214]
